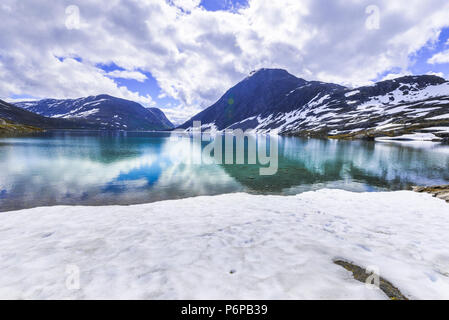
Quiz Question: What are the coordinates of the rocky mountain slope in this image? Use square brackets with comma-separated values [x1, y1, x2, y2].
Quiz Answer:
[16, 95, 174, 131]
[147, 107, 174, 130]
[179, 69, 449, 141]
[0, 118, 42, 136]
[0, 99, 93, 131]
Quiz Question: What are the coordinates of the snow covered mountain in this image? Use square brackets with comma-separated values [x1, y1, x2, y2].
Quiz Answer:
[16, 95, 174, 131]
[178, 69, 449, 141]
[0, 99, 94, 131]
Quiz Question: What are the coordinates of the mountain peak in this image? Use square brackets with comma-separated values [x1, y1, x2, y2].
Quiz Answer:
[248, 68, 296, 78]
[92, 94, 114, 100]
[178, 68, 309, 129]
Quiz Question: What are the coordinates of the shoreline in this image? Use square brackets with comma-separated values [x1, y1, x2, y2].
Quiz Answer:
[1, 189, 449, 299]
[1, 127, 447, 143]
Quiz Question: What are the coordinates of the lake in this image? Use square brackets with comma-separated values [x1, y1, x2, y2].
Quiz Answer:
[1, 130, 449, 212]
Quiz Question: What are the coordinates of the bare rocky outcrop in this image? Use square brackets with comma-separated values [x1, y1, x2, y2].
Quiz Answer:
[413, 185, 449, 202]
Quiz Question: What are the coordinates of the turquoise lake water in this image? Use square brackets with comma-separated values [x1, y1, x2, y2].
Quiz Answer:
[1, 130, 449, 212]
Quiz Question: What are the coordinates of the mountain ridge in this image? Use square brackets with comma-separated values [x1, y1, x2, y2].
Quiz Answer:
[0, 99, 99, 131]
[178, 69, 449, 141]
[15, 94, 174, 131]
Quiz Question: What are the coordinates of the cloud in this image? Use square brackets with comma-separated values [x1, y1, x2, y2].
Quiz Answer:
[171, 0, 201, 12]
[0, 53, 154, 105]
[426, 71, 445, 78]
[1, 0, 449, 123]
[381, 71, 412, 81]
[428, 49, 449, 64]
[160, 104, 203, 126]
[105, 70, 148, 82]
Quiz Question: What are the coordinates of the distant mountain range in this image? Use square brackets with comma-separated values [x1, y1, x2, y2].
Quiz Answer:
[179, 69, 449, 141]
[14, 95, 174, 131]
[3, 69, 449, 140]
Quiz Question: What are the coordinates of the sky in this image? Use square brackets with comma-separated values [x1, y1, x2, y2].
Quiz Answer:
[1, 0, 449, 125]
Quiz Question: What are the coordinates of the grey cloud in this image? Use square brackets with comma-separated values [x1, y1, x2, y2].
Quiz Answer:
[1, 0, 449, 123]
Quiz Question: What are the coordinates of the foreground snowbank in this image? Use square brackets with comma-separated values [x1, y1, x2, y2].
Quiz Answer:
[1, 190, 449, 300]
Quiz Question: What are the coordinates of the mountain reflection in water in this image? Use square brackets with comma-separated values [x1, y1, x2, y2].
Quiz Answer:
[1, 131, 448, 212]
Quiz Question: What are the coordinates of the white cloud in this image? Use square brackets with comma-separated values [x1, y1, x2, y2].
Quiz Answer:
[171, 0, 201, 12]
[1, 0, 449, 123]
[105, 70, 148, 82]
[0, 53, 155, 106]
[426, 71, 445, 78]
[428, 49, 449, 64]
[160, 104, 203, 126]
[4, 97, 39, 103]
[381, 71, 412, 81]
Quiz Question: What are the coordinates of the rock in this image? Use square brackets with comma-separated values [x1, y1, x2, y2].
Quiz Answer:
[436, 192, 449, 202]
[412, 186, 426, 192]
[334, 260, 408, 300]
[412, 185, 449, 202]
